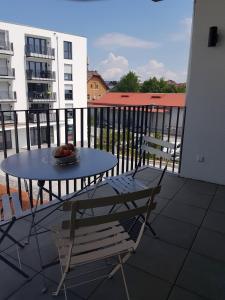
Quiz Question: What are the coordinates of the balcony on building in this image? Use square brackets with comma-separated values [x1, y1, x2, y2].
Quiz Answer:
[0, 91, 16, 102]
[0, 67, 15, 79]
[28, 91, 56, 102]
[25, 44, 55, 60]
[26, 69, 55, 81]
[0, 29, 14, 55]
[28, 110, 56, 123]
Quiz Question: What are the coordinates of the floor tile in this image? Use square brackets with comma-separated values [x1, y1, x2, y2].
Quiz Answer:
[129, 235, 187, 283]
[192, 228, 225, 263]
[181, 180, 217, 196]
[168, 286, 207, 300]
[152, 215, 198, 248]
[92, 264, 171, 300]
[154, 196, 170, 214]
[209, 191, 225, 214]
[173, 189, 212, 209]
[162, 201, 205, 226]
[177, 253, 225, 300]
[203, 210, 225, 234]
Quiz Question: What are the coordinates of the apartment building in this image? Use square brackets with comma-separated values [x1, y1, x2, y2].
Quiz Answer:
[0, 21, 87, 149]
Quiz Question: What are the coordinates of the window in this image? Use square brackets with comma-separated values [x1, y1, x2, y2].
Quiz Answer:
[64, 41, 72, 59]
[65, 103, 73, 119]
[0, 30, 7, 49]
[27, 61, 48, 78]
[64, 64, 72, 81]
[64, 84, 73, 100]
[26, 36, 47, 54]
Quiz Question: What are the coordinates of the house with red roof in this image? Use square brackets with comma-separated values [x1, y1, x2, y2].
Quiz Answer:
[88, 92, 185, 108]
[88, 92, 186, 139]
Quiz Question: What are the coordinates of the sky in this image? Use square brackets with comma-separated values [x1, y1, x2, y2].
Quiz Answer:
[0, 0, 193, 83]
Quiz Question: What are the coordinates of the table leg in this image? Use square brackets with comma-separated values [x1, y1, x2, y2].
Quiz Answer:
[26, 180, 45, 244]
[25, 180, 48, 292]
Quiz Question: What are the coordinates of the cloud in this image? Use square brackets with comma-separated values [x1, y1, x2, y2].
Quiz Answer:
[98, 52, 129, 80]
[97, 54, 187, 83]
[95, 32, 159, 49]
[170, 17, 192, 42]
[135, 59, 186, 82]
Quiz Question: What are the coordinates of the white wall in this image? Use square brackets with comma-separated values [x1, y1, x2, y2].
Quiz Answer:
[181, 0, 225, 184]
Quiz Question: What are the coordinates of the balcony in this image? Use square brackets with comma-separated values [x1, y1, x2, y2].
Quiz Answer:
[0, 105, 224, 300]
[0, 67, 15, 79]
[0, 41, 14, 55]
[0, 91, 16, 102]
[25, 45, 55, 60]
[28, 91, 57, 102]
[26, 69, 55, 81]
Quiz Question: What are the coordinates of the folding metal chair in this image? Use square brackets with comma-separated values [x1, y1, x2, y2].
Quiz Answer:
[0, 192, 29, 278]
[52, 185, 161, 300]
[106, 135, 174, 194]
[0, 187, 61, 279]
[105, 136, 174, 237]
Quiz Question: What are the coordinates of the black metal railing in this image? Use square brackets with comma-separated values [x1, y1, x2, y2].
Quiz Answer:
[28, 92, 56, 102]
[0, 42, 13, 52]
[0, 67, 15, 77]
[25, 45, 55, 58]
[26, 70, 55, 80]
[0, 105, 186, 206]
[0, 91, 16, 101]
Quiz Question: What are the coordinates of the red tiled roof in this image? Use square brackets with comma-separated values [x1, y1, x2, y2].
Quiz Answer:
[88, 92, 186, 107]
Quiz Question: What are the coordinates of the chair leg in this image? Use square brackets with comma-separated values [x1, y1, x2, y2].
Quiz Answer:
[118, 255, 130, 300]
[16, 244, 22, 270]
[33, 225, 48, 293]
[131, 201, 157, 237]
[52, 271, 67, 296]
[108, 253, 131, 279]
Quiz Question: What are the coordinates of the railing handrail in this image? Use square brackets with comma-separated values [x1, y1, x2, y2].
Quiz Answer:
[0, 67, 15, 76]
[28, 91, 56, 100]
[25, 44, 55, 57]
[26, 69, 55, 79]
[0, 41, 13, 51]
[0, 104, 186, 113]
[0, 91, 16, 99]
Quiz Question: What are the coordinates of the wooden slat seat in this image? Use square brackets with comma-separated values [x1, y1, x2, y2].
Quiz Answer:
[105, 135, 175, 196]
[53, 221, 135, 268]
[52, 185, 161, 299]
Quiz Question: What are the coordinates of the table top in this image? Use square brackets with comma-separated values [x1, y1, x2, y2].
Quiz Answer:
[1, 148, 118, 181]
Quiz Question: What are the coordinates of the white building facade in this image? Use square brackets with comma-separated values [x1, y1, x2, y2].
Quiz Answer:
[0, 21, 87, 149]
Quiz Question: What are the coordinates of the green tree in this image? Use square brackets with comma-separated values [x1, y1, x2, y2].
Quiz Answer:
[113, 71, 140, 92]
[140, 77, 186, 93]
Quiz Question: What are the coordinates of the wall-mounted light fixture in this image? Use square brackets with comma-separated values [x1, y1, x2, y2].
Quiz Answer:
[208, 26, 218, 47]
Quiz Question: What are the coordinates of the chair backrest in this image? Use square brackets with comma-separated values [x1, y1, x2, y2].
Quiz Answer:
[62, 185, 161, 242]
[132, 135, 174, 181]
[141, 136, 174, 161]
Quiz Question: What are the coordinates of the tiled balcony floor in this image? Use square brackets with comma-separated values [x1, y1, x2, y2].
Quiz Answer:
[1, 167, 225, 300]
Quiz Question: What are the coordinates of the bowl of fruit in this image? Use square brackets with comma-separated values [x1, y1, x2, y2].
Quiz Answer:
[53, 144, 78, 165]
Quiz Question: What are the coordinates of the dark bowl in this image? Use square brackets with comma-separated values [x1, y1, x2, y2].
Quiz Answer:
[53, 149, 79, 165]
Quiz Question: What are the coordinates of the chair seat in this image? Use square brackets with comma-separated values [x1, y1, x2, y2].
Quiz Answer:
[52, 221, 135, 269]
[105, 174, 147, 194]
